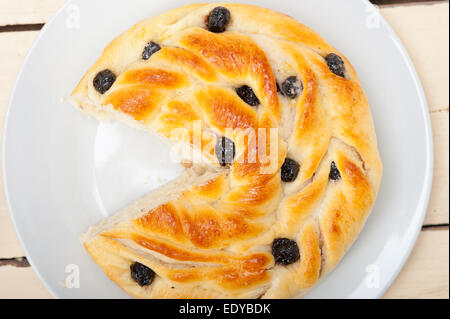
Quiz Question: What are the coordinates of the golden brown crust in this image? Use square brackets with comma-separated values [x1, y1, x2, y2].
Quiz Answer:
[74, 3, 382, 299]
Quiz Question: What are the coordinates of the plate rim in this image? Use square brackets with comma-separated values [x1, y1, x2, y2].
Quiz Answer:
[362, 0, 434, 299]
[1, 0, 74, 299]
[1, 0, 434, 299]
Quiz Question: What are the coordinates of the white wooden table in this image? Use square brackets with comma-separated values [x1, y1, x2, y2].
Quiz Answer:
[0, 0, 448, 299]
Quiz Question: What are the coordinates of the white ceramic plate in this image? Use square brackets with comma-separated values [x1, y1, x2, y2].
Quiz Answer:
[2, 0, 433, 299]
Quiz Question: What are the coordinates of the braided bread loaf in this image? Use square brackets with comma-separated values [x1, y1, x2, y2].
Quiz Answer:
[71, 3, 382, 299]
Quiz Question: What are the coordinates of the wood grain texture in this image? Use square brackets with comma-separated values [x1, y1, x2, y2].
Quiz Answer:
[0, 31, 39, 257]
[381, 3, 449, 113]
[383, 229, 449, 299]
[427, 111, 449, 225]
[0, 1, 448, 299]
[0, 0, 65, 26]
[374, 0, 448, 6]
[0, 266, 53, 298]
[381, 3, 449, 226]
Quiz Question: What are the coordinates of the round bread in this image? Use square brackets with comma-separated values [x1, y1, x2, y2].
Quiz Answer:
[71, 3, 382, 299]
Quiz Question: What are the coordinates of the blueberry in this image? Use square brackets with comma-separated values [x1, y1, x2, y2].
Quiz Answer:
[281, 76, 303, 99]
[272, 238, 300, 265]
[93, 69, 116, 94]
[281, 158, 300, 182]
[142, 41, 161, 60]
[325, 53, 346, 78]
[329, 161, 341, 182]
[215, 136, 235, 166]
[276, 82, 282, 94]
[130, 262, 155, 286]
[207, 7, 231, 33]
[235, 85, 260, 106]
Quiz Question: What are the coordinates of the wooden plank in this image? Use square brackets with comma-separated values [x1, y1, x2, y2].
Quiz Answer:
[375, 0, 447, 6]
[0, 31, 38, 257]
[0, 266, 53, 298]
[425, 111, 449, 225]
[381, 3, 449, 112]
[0, 0, 64, 26]
[0, 32, 38, 114]
[383, 229, 449, 298]
[0, 208, 25, 257]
